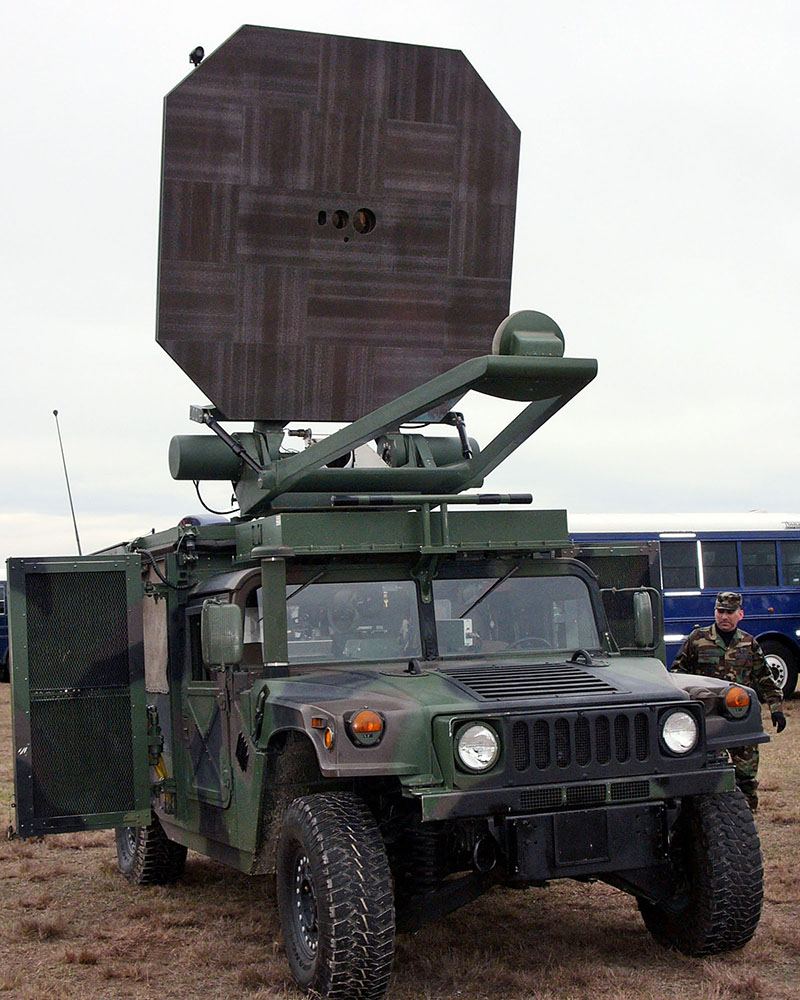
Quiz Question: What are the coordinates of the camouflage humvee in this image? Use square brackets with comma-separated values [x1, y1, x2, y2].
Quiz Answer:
[7, 25, 767, 1000]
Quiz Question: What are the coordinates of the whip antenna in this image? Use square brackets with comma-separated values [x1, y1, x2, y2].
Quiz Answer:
[52, 409, 82, 555]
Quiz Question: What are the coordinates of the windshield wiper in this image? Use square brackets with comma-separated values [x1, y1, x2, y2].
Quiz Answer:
[286, 569, 327, 602]
[458, 563, 520, 619]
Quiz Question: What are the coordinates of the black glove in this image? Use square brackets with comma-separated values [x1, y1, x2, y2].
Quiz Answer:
[771, 710, 787, 733]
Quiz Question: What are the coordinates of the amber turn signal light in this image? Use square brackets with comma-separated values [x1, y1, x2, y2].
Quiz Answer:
[724, 685, 750, 719]
[351, 710, 383, 733]
[347, 709, 385, 747]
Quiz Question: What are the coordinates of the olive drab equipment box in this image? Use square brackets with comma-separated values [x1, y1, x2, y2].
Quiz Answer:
[7, 555, 151, 837]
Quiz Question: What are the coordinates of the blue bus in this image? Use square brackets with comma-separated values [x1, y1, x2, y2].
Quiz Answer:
[0, 580, 8, 682]
[569, 514, 800, 697]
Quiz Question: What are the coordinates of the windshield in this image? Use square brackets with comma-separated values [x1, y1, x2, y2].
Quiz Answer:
[432, 575, 600, 657]
[285, 580, 421, 663]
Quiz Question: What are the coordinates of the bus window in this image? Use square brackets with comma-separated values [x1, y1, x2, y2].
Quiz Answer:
[661, 541, 698, 589]
[780, 541, 800, 587]
[701, 541, 739, 589]
[742, 541, 777, 587]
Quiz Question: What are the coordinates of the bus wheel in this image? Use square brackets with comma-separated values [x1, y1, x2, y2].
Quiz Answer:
[761, 639, 798, 698]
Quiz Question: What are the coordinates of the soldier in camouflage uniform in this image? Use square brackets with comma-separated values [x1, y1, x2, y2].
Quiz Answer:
[671, 591, 787, 811]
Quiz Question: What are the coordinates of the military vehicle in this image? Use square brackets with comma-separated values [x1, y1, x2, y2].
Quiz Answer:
[8, 25, 767, 1000]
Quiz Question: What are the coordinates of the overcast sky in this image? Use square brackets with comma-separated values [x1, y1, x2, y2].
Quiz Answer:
[2, 0, 799, 568]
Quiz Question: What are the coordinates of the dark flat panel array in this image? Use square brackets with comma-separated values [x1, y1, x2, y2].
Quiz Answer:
[157, 25, 520, 420]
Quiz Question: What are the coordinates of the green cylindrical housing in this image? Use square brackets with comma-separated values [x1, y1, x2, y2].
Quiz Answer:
[169, 435, 246, 480]
[381, 434, 481, 468]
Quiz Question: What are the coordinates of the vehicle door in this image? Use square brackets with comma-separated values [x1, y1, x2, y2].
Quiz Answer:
[7, 555, 151, 837]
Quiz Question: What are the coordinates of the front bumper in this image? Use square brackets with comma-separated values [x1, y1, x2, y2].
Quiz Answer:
[410, 765, 735, 822]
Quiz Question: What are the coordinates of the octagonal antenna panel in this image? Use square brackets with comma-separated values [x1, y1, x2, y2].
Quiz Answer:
[157, 25, 520, 421]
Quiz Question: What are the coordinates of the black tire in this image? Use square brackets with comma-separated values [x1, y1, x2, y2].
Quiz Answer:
[760, 639, 798, 698]
[638, 790, 763, 956]
[0, 652, 8, 684]
[276, 792, 395, 1000]
[115, 816, 187, 885]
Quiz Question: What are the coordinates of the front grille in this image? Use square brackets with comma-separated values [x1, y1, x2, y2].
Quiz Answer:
[634, 714, 648, 761]
[555, 718, 570, 767]
[575, 716, 590, 765]
[615, 716, 629, 762]
[512, 710, 651, 773]
[512, 721, 529, 769]
[442, 661, 621, 700]
[596, 716, 610, 763]
[533, 720, 549, 768]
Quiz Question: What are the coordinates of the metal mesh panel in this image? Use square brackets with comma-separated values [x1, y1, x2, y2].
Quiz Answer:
[517, 779, 653, 813]
[23, 568, 138, 821]
[634, 713, 649, 761]
[595, 716, 611, 764]
[615, 715, 630, 763]
[26, 572, 129, 689]
[610, 780, 650, 802]
[566, 783, 606, 807]
[520, 787, 563, 810]
[574, 716, 591, 766]
[554, 718, 571, 768]
[512, 720, 530, 770]
[533, 720, 550, 768]
[30, 692, 136, 816]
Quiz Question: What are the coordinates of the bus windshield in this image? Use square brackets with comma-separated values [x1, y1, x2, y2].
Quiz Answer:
[432, 575, 600, 657]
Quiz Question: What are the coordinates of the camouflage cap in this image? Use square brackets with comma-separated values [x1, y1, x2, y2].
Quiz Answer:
[715, 591, 742, 611]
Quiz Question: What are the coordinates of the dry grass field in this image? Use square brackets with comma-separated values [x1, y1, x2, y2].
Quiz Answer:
[1, 683, 798, 1000]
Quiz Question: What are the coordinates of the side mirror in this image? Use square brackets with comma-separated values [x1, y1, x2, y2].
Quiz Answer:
[201, 600, 243, 668]
[633, 590, 654, 648]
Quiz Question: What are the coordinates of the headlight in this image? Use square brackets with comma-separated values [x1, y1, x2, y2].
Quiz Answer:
[456, 724, 500, 772]
[661, 710, 699, 754]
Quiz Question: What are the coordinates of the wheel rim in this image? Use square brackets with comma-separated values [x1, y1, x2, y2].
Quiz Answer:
[119, 827, 138, 859]
[291, 851, 319, 960]
[765, 652, 788, 690]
